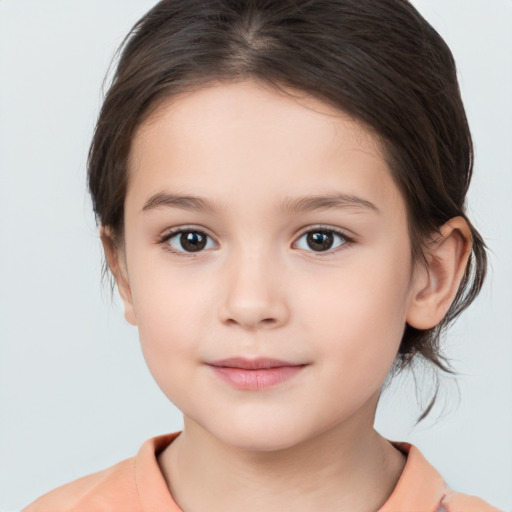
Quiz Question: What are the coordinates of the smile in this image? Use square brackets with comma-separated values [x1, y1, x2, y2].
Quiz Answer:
[206, 358, 307, 390]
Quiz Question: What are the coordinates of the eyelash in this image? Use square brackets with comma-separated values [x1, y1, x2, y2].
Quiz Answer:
[157, 225, 354, 259]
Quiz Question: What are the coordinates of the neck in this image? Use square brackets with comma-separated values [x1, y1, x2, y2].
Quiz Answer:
[158, 417, 406, 512]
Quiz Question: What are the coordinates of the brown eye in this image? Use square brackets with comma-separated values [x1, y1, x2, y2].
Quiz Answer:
[295, 228, 349, 253]
[165, 230, 215, 253]
[307, 231, 334, 251]
[180, 232, 207, 252]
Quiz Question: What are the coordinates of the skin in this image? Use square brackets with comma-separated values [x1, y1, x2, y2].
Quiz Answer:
[102, 79, 472, 512]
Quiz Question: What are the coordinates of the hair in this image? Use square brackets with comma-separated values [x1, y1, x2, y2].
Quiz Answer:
[88, 0, 487, 423]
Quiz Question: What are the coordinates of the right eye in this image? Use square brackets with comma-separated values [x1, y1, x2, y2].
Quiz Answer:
[160, 228, 217, 255]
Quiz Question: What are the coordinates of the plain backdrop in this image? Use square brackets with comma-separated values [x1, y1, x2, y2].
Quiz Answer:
[0, 1, 511, 510]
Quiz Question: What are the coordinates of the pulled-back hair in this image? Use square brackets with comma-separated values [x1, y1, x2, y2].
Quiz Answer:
[88, 0, 487, 422]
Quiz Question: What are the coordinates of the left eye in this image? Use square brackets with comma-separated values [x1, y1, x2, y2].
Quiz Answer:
[294, 229, 349, 253]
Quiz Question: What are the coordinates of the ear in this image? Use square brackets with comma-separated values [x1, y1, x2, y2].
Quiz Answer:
[406, 217, 472, 330]
[100, 225, 137, 326]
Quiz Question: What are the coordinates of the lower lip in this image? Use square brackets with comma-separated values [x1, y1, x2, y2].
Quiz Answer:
[208, 365, 304, 390]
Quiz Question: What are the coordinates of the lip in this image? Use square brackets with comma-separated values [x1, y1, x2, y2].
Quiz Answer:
[207, 358, 306, 390]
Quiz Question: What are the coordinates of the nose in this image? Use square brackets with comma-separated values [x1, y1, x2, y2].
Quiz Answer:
[217, 248, 290, 330]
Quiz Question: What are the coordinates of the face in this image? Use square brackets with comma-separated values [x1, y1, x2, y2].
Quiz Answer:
[117, 79, 420, 452]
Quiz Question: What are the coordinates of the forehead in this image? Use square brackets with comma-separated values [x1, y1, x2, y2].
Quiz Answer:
[131, 79, 383, 163]
[126, 79, 403, 219]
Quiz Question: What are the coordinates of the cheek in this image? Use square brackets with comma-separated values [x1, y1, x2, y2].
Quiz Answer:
[131, 274, 209, 409]
[128, 261, 241, 403]
[128, 259, 212, 369]
[298, 247, 412, 370]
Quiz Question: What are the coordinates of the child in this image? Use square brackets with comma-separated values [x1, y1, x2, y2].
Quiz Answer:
[22, 0, 503, 510]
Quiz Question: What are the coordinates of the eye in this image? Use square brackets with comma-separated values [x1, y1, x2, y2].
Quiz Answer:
[294, 227, 351, 254]
[161, 228, 217, 254]
[159, 226, 351, 256]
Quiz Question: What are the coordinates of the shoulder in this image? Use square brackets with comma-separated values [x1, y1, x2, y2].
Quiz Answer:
[21, 457, 141, 511]
[22, 433, 180, 512]
[441, 489, 503, 512]
[380, 441, 503, 512]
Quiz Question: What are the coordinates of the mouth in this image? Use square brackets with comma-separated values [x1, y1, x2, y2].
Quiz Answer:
[206, 358, 307, 390]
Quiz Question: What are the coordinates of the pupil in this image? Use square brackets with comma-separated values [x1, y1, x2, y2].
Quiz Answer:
[181, 232, 206, 252]
[307, 231, 333, 251]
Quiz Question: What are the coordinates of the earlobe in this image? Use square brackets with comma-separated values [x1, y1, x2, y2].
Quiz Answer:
[406, 217, 472, 330]
[99, 225, 137, 326]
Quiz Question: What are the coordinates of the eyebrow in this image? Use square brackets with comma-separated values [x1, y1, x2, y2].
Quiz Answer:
[142, 192, 380, 215]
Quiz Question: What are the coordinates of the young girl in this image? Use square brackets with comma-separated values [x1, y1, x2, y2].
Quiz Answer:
[21, 0, 504, 510]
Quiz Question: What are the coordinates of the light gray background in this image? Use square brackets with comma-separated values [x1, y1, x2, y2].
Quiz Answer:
[0, 1, 511, 510]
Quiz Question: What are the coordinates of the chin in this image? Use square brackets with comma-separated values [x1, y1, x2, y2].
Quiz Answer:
[220, 431, 304, 453]
[200, 415, 323, 453]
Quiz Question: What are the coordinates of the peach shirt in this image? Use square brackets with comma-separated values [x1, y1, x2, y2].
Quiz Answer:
[22, 432, 502, 512]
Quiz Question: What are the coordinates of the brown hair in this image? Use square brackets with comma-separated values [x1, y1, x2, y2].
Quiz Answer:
[88, 0, 487, 423]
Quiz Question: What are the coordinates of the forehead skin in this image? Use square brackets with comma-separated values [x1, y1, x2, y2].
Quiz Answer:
[126, 79, 400, 225]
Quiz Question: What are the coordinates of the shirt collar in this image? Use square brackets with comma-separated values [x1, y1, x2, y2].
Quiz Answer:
[135, 434, 448, 512]
[135, 432, 182, 511]
[378, 441, 448, 512]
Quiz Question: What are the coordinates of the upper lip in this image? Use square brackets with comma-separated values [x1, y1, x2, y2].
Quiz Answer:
[207, 358, 304, 370]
